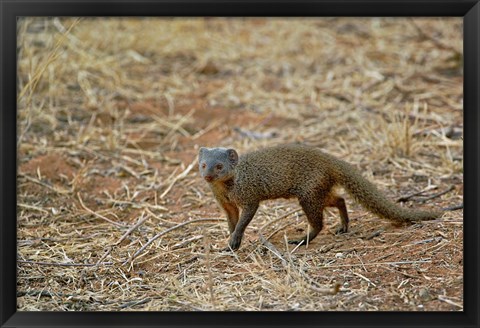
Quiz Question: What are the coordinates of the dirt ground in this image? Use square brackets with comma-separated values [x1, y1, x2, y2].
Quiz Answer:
[16, 17, 463, 311]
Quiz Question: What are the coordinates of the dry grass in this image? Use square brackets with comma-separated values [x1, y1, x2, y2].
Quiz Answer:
[17, 17, 463, 311]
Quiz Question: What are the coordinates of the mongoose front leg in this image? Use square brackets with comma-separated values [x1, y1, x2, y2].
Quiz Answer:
[228, 203, 259, 250]
[326, 195, 349, 234]
[221, 202, 239, 234]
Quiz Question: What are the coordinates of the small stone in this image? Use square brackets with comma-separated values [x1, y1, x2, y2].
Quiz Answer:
[198, 60, 219, 75]
[419, 288, 433, 301]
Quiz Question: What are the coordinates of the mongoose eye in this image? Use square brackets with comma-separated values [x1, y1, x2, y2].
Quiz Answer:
[201, 163, 206, 169]
[216, 163, 223, 170]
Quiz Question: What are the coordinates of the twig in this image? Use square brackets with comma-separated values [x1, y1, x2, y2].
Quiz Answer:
[437, 295, 463, 309]
[397, 185, 455, 204]
[159, 158, 197, 199]
[77, 193, 126, 227]
[17, 203, 50, 214]
[95, 247, 115, 267]
[116, 212, 150, 246]
[320, 259, 431, 269]
[363, 228, 385, 240]
[17, 290, 72, 298]
[419, 185, 455, 203]
[123, 218, 224, 265]
[172, 235, 204, 250]
[162, 108, 195, 140]
[104, 199, 168, 211]
[191, 120, 222, 140]
[115, 163, 141, 179]
[396, 185, 437, 202]
[145, 208, 179, 226]
[19, 173, 71, 195]
[17, 259, 113, 267]
[95, 213, 150, 266]
[372, 251, 396, 262]
[177, 255, 201, 267]
[289, 239, 305, 254]
[402, 237, 443, 247]
[234, 127, 278, 140]
[442, 203, 463, 211]
[119, 298, 152, 309]
[266, 221, 296, 240]
[352, 271, 377, 287]
[420, 219, 462, 225]
[259, 208, 302, 233]
[258, 234, 288, 266]
[258, 233, 339, 295]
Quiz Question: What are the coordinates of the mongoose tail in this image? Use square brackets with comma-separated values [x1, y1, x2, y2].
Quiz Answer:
[333, 159, 443, 222]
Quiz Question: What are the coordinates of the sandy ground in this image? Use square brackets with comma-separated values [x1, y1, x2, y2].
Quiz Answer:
[17, 17, 463, 311]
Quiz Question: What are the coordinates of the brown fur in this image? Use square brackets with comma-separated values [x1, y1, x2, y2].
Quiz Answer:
[198, 144, 442, 250]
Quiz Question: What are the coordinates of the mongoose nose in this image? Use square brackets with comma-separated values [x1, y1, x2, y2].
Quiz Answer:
[204, 175, 214, 182]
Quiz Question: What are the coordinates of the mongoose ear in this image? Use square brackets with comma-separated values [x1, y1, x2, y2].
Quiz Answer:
[227, 149, 238, 166]
[199, 147, 207, 158]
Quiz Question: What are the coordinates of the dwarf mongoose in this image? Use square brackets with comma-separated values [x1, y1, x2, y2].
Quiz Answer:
[198, 144, 442, 250]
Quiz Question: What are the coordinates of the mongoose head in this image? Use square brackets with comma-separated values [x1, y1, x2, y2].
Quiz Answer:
[198, 147, 239, 183]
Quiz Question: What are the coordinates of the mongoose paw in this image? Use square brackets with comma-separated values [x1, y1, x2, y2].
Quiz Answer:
[287, 239, 305, 245]
[335, 226, 348, 234]
[228, 234, 242, 250]
[220, 246, 232, 252]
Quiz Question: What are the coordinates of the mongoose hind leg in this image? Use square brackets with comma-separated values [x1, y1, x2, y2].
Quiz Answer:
[229, 203, 259, 250]
[288, 196, 325, 245]
[325, 195, 349, 234]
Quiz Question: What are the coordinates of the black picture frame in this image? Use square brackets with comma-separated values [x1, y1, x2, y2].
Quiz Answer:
[1, 1, 478, 327]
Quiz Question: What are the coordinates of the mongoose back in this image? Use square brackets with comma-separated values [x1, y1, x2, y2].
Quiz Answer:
[198, 144, 442, 250]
